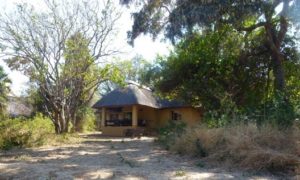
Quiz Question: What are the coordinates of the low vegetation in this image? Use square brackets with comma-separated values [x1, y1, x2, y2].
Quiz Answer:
[159, 121, 300, 174]
[77, 107, 97, 133]
[0, 114, 81, 150]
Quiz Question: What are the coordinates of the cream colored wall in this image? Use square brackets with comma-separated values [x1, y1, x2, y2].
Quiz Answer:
[138, 105, 158, 130]
[157, 107, 202, 128]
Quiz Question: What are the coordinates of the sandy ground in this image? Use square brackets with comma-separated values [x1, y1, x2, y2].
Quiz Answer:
[0, 133, 286, 180]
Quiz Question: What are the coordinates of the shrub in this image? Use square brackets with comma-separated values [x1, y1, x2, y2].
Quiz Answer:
[202, 94, 250, 128]
[0, 114, 83, 150]
[202, 93, 298, 129]
[81, 108, 96, 132]
[0, 114, 54, 149]
[255, 94, 296, 128]
[167, 124, 300, 174]
[73, 107, 96, 132]
[158, 121, 186, 150]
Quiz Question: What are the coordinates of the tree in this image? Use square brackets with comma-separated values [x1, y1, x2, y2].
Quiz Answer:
[122, 0, 300, 93]
[154, 27, 267, 108]
[0, 0, 121, 133]
[63, 32, 110, 132]
[97, 56, 152, 96]
[117, 56, 151, 83]
[144, 26, 299, 127]
[0, 66, 11, 116]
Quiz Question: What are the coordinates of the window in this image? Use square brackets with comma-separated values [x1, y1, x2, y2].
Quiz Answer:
[171, 111, 182, 121]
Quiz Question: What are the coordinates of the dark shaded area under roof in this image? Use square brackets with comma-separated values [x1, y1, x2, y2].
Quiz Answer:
[93, 84, 187, 109]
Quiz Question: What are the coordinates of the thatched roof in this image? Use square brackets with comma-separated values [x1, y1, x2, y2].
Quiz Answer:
[93, 83, 187, 109]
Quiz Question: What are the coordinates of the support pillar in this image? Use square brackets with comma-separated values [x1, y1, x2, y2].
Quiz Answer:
[132, 105, 138, 128]
[101, 107, 106, 127]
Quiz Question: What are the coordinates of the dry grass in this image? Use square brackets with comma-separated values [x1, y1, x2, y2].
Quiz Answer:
[171, 124, 300, 174]
[41, 133, 82, 147]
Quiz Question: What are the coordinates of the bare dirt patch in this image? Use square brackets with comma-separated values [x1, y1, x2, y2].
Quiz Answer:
[0, 133, 284, 179]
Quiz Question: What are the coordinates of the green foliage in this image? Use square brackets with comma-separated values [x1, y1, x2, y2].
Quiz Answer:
[124, 0, 300, 129]
[143, 25, 299, 128]
[0, 114, 54, 150]
[0, 1, 121, 134]
[123, 0, 299, 44]
[202, 93, 298, 129]
[24, 85, 46, 115]
[117, 56, 151, 83]
[255, 94, 296, 128]
[202, 94, 243, 128]
[156, 27, 268, 109]
[77, 107, 96, 133]
[0, 66, 11, 116]
[0, 114, 81, 150]
[158, 121, 186, 150]
[58, 32, 123, 133]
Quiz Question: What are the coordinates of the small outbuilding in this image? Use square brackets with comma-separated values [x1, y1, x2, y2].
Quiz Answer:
[93, 82, 202, 136]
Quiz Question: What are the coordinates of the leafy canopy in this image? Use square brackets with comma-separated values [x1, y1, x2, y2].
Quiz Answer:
[0, 66, 11, 115]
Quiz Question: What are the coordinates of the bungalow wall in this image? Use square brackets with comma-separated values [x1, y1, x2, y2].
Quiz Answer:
[101, 105, 138, 136]
[97, 106, 202, 136]
[138, 105, 158, 130]
[157, 107, 202, 128]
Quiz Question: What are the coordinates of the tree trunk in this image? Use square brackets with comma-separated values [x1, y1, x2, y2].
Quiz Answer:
[52, 108, 70, 134]
[270, 49, 285, 92]
[54, 111, 61, 134]
[54, 123, 60, 134]
[264, 23, 286, 93]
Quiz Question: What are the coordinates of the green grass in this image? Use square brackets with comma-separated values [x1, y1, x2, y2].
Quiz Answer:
[175, 169, 186, 177]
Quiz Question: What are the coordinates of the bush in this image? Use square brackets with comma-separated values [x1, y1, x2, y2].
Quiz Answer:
[0, 114, 81, 150]
[75, 107, 96, 132]
[158, 121, 186, 150]
[202, 94, 250, 128]
[255, 94, 296, 128]
[202, 93, 298, 129]
[168, 124, 300, 174]
[81, 108, 96, 132]
[0, 114, 54, 150]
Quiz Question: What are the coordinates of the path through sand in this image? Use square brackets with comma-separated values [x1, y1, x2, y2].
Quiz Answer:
[0, 133, 279, 179]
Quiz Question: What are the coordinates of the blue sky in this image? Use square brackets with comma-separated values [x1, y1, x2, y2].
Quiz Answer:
[0, 0, 172, 96]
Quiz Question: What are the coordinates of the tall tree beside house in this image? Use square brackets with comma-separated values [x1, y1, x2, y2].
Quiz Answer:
[121, 0, 299, 94]
[63, 32, 105, 132]
[0, 66, 11, 116]
[121, 0, 300, 127]
[0, 0, 122, 133]
[148, 26, 300, 126]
